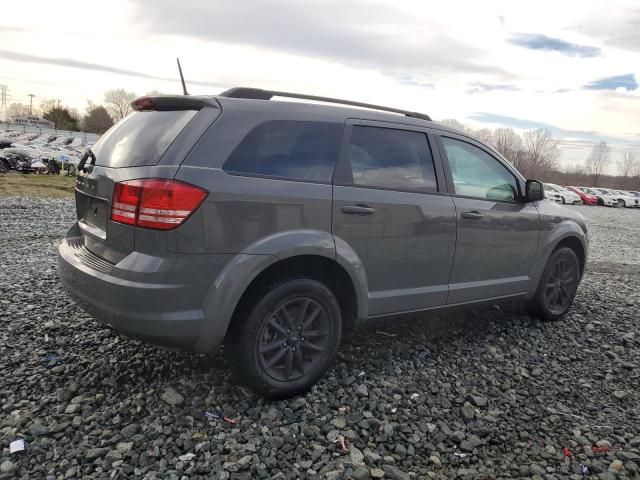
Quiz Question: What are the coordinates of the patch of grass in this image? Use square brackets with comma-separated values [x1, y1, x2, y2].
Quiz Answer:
[0, 172, 75, 198]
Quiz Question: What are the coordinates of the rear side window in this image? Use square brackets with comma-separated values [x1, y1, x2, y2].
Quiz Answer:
[343, 126, 438, 192]
[93, 110, 197, 168]
[223, 121, 342, 182]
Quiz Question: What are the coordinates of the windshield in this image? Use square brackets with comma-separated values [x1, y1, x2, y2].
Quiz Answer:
[92, 110, 197, 168]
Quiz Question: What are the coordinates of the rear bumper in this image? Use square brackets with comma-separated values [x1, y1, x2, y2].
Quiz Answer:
[57, 224, 234, 352]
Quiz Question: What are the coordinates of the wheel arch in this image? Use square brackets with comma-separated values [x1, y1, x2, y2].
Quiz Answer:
[224, 254, 363, 342]
[553, 235, 586, 277]
[195, 230, 369, 353]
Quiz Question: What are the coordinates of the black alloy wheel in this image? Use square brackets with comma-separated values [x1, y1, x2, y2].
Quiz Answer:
[544, 256, 579, 316]
[224, 278, 342, 398]
[257, 297, 331, 382]
[530, 247, 581, 321]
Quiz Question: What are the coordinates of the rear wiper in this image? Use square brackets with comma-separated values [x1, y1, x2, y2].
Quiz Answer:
[78, 148, 96, 173]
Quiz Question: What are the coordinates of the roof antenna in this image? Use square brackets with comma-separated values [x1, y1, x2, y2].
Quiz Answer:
[176, 58, 189, 95]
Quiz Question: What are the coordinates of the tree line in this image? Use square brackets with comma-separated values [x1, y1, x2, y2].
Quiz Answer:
[4, 88, 143, 134]
[440, 119, 639, 190]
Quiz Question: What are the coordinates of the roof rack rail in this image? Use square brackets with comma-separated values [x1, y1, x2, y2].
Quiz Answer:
[218, 87, 432, 122]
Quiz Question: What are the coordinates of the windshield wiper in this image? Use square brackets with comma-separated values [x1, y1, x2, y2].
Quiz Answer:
[78, 148, 96, 173]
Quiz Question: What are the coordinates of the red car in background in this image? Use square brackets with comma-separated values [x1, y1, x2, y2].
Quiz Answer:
[566, 186, 598, 205]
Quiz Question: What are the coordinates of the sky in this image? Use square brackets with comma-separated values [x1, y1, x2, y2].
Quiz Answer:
[1, 0, 639, 172]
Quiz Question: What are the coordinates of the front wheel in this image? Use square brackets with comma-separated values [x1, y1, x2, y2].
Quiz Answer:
[530, 247, 580, 321]
[619, 200, 626, 208]
[224, 278, 342, 398]
[561, 196, 566, 204]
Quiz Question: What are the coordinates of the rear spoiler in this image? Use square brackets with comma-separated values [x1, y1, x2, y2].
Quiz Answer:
[131, 95, 219, 112]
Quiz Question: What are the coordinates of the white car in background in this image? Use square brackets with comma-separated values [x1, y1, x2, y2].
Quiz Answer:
[594, 188, 622, 207]
[543, 183, 582, 204]
[543, 184, 563, 203]
[608, 189, 640, 208]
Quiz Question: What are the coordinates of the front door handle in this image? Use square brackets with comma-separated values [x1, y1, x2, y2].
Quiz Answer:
[461, 210, 484, 220]
[342, 204, 376, 215]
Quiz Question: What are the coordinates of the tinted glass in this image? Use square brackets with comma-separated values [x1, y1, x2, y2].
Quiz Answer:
[442, 137, 519, 201]
[93, 110, 197, 168]
[223, 121, 342, 182]
[345, 126, 437, 191]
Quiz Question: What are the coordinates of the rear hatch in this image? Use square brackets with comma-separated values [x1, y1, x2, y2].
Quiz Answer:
[74, 96, 220, 262]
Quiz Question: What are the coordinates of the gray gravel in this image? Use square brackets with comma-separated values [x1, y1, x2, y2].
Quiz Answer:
[1, 198, 640, 479]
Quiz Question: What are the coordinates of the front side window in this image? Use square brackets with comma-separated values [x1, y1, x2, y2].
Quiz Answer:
[223, 120, 342, 182]
[441, 137, 519, 201]
[344, 126, 438, 192]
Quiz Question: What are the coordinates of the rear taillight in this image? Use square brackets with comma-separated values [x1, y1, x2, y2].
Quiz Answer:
[111, 179, 207, 230]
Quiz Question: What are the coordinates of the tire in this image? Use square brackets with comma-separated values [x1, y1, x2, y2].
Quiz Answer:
[561, 196, 566, 204]
[224, 278, 342, 398]
[530, 247, 581, 321]
[620, 200, 626, 208]
[597, 198, 604, 206]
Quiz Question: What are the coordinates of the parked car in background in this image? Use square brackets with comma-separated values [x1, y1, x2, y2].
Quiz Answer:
[58, 88, 589, 397]
[544, 183, 582, 204]
[610, 190, 640, 208]
[586, 187, 619, 207]
[544, 183, 563, 203]
[566, 186, 598, 205]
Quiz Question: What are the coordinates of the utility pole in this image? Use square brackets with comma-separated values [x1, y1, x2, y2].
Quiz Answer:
[28, 93, 36, 115]
[57, 99, 61, 110]
[0, 85, 7, 122]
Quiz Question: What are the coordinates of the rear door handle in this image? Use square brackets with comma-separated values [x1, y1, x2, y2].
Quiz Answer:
[342, 204, 376, 215]
[460, 210, 484, 220]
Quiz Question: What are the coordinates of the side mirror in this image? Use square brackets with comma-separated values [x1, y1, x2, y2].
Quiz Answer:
[525, 180, 544, 202]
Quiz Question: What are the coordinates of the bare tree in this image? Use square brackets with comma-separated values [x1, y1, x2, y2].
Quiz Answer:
[439, 118, 469, 133]
[474, 128, 493, 145]
[104, 89, 136, 122]
[586, 141, 610, 187]
[617, 152, 637, 178]
[522, 128, 559, 178]
[6, 103, 27, 118]
[491, 127, 523, 165]
[39, 99, 58, 116]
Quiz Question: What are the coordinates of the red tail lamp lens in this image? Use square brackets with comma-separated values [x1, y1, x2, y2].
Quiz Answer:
[111, 179, 207, 230]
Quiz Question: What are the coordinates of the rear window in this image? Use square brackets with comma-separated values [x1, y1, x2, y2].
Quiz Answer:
[344, 126, 438, 192]
[223, 120, 342, 182]
[92, 110, 197, 168]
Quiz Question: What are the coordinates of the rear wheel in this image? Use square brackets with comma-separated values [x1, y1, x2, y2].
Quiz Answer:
[224, 278, 342, 398]
[530, 247, 580, 321]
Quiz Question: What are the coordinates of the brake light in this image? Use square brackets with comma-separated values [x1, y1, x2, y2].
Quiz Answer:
[133, 97, 155, 111]
[111, 179, 207, 230]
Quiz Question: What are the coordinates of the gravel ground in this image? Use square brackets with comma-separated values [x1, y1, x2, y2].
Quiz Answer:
[1, 198, 639, 480]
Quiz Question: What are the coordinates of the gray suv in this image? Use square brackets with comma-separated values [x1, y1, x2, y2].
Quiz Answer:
[58, 88, 588, 397]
